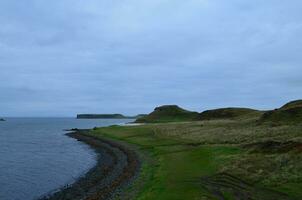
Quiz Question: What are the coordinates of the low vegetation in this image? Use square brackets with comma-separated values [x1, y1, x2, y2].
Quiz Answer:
[89, 100, 302, 199]
[260, 100, 302, 125]
[198, 107, 263, 120]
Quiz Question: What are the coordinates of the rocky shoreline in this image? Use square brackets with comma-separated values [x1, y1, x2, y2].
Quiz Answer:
[40, 129, 141, 200]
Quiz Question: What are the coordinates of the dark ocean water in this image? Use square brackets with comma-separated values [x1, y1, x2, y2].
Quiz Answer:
[0, 118, 133, 200]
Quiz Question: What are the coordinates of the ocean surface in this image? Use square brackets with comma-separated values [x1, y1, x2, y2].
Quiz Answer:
[0, 118, 133, 200]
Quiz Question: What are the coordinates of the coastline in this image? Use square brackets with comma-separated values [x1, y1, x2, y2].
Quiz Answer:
[40, 129, 141, 200]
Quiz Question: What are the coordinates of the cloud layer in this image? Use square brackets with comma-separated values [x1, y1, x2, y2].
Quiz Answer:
[1, 0, 302, 116]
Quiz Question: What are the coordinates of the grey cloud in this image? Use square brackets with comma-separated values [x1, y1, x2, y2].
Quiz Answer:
[0, 0, 302, 116]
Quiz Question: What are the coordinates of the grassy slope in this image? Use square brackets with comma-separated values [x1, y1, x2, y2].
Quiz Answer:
[89, 118, 302, 199]
[198, 107, 263, 121]
[260, 100, 302, 124]
[281, 100, 302, 109]
[135, 105, 199, 123]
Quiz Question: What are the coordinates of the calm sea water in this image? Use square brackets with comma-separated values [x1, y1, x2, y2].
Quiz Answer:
[0, 118, 133, 200]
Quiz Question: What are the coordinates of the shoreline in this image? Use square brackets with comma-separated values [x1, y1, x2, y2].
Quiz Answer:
[40, 129, 141, 200]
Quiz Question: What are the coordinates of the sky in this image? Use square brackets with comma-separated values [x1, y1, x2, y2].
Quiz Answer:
[1, 0, 302, 117]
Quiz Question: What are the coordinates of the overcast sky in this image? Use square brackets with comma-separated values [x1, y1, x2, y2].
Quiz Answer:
[1, 0, 302, 117]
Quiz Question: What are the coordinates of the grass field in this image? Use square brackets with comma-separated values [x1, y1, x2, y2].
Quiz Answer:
[89, 118, 302, 200]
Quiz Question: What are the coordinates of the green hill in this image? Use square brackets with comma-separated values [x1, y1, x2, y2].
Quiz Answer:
[280, 99, 302, 109]
[135, 105, 199, 123]
[198, 107, 262, 120]
[260, 100, 302, 124]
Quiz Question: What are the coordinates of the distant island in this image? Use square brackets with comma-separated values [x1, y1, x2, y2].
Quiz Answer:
[0, 118, 5, 121]
[77, 114, 146, 119]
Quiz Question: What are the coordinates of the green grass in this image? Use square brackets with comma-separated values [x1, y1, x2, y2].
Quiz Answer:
[89, 116, 302, 199]
[281, 100, 302, 110]
[260, 107, 302, 125]
[90, 125, 241, 200]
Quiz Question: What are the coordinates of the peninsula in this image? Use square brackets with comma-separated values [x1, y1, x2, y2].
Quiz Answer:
[77, 114, 146, 119]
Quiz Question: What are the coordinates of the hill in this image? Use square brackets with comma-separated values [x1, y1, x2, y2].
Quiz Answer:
[260, 100, 302, 124]
[0, 118, 5, 121]
[197, 107, 262, 120]
[280, 99, 302, 109]
[135, 105, 199, 123]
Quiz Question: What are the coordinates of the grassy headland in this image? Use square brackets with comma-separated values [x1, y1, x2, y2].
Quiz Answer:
[135, 105, 199, 123]
[85, 100, 302, 199]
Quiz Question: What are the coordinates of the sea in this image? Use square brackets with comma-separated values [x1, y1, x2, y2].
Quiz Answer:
[0, 118, 133, 200]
